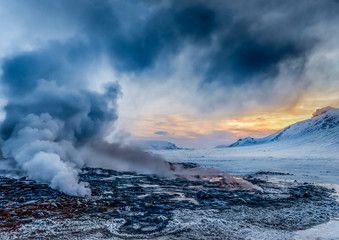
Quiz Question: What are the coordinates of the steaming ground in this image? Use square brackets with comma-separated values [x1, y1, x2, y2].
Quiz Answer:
[0, 138, 260, 195]
[1, 143, 339, 239]
[152, 143, 339, 239]
[0, 1, 339, 239]
[0, 167, 338, 240]
[0, 78, 122, 196]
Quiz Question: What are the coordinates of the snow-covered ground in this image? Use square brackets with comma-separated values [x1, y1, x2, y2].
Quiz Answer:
[154, 140, 339, 184]
[153, 143, 339, 239]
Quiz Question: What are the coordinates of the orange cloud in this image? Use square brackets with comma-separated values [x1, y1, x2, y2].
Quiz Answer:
[129, 92, 339, 145]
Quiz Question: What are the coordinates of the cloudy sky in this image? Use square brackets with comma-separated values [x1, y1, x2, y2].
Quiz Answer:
[1, 0, 339, 148]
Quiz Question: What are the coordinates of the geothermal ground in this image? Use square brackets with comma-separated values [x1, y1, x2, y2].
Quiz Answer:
[1, 165, 338, 239]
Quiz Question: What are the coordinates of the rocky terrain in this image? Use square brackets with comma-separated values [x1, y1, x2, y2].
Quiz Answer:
[0, 165, 338, 239]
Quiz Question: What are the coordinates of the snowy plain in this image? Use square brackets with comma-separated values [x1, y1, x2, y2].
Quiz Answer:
[152, 141, 339, 240]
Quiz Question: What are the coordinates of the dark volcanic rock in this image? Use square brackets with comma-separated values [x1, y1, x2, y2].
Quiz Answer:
[254, 171, 294, 176]
[0, 167, 338, 239]
[196, 191, 214, 199]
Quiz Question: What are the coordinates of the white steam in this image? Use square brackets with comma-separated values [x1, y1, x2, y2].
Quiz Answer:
[2, 113, 90, 196]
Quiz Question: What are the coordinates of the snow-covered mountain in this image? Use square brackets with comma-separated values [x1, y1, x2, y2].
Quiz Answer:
[217, 106, 339, 148]
[132, 140, 180, 150]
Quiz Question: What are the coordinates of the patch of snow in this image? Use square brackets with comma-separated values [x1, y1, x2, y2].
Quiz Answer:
[294, 218, 339, 240]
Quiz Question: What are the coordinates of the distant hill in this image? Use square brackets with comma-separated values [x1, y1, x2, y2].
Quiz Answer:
[216, 106, 339, 148]
[132, 140, 180, 150]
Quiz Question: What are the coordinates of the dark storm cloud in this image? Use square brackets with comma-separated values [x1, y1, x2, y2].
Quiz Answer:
[202, 22, 313, 85]
[6, 0, 337, 87]
[144, 0, 337, 86]
[2, 40, 94, 96]
[58, 0, 339, 87]
[94, 1, 218, 72]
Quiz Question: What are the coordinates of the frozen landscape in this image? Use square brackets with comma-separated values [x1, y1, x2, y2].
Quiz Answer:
[1, 163, 338, 239]
[1, 107, 338, 239]
[153, 107, 339, 239]
[161, 107, 339, 184]
[1, 0, 339, 239]
[151, 146, 339, 239]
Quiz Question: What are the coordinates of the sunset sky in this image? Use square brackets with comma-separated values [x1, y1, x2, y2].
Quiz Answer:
[1, 0, 339, 147]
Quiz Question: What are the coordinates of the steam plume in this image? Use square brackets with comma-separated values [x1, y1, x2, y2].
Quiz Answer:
[0, 41, 120, 195]
[82, 140, 261, 191]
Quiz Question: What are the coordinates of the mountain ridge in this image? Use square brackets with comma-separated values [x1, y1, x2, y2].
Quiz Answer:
[216, 106, 339, 148]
